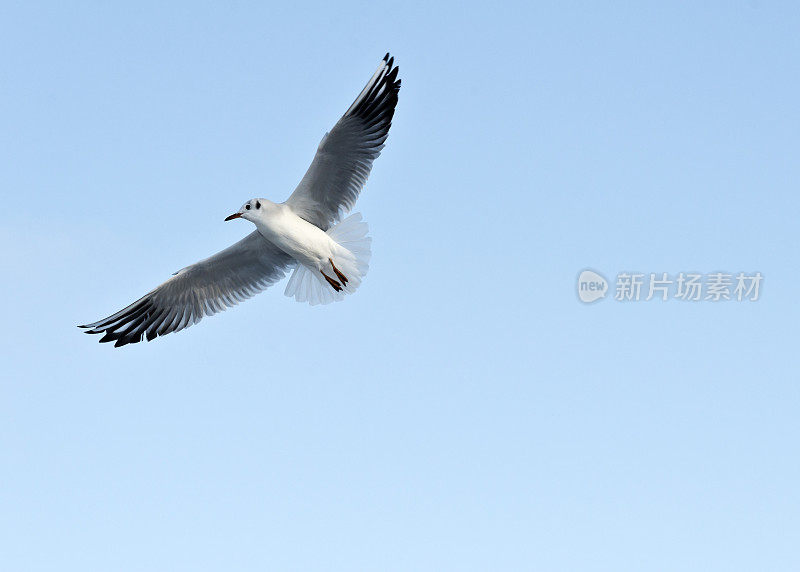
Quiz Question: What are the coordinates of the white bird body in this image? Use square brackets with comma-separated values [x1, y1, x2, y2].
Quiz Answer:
[81, 53, 399, 346]
[251, 200, 336, 271]
[244, 198, 371, 303]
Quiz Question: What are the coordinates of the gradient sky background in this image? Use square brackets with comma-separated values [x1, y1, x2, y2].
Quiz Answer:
[2, 1, 799, 570]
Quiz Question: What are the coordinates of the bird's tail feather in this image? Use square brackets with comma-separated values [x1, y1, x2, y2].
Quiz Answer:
[284, 213, 371, 306]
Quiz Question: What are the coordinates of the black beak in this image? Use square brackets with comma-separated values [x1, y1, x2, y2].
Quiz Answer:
[225, 213, 243, 221]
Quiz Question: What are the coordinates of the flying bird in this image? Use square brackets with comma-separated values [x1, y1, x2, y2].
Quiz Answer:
[80, 54, 400, 347]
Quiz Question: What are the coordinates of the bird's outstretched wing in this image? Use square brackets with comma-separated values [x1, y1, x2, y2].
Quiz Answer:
[285, 53, 401, 230]
[79, 232, 293, 347]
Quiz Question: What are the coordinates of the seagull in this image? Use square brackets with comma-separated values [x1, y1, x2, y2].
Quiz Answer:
[80, 54, 400, 347]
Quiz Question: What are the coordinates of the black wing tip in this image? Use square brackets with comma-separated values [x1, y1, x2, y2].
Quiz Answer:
[115, 336, 138, 348]
[349, 53, 401, 122]
[383, 53, 399, 79]
[79, 299, 161, 347]
[88, 323, 154, 347]
[386, 65, 400, 86]
[88, 327, 148, 347]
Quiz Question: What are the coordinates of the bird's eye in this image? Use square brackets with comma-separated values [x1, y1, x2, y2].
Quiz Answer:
[256, 201, 261, 209]
[245, 204, 251, 210]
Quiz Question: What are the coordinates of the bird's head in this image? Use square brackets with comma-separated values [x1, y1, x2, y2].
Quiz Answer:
[225, 198, 272, 222]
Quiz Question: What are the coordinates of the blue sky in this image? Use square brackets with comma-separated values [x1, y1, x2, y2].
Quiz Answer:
[2, 1, 799, 570]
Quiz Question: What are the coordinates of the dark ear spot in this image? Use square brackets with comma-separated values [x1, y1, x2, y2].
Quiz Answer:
[256, 201, 261, 209]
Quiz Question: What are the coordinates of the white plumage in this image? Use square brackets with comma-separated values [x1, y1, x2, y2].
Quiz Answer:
[284, 213, 372, 305]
